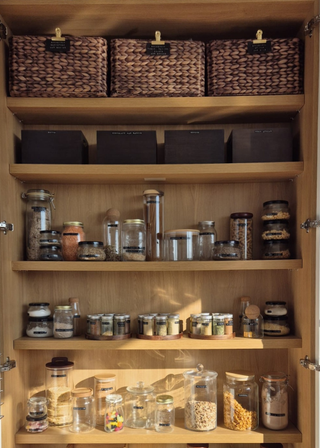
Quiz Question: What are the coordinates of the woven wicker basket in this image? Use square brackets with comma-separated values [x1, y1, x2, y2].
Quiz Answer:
[9, 35, 107, 98]
[207, 37, 304, 96]
[110, 38, 205, 97]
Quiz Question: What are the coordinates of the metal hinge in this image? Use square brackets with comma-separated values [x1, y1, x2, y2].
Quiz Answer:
[305, 15, 320, 37]
[300, 218, 320, 233]
[300, 355, 320, 371]
[0, 21, 7, 41]
[0, 221, 14, 235]
[0, 357, 16, 373]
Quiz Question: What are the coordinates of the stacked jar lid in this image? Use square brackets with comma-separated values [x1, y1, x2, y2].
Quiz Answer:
[26, 302, 53, 338]
[138, 313, 180, 336]
[87, 313, 131, 336]
[263, 301, 290, 336]
[25, 396, 48, 433]
[261, 200, 291, 259]
[189, 313, 233, 336]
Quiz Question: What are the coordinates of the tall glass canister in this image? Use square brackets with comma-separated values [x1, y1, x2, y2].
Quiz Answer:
[260, 372, 288, 430]
[70, 387, 95, 433]
[143, 189, 164, 261]
[125, 381, 155, 429]
[198, 221, 217, 260]
[94, 374, 117, 426]
[102, 208, 122, 261]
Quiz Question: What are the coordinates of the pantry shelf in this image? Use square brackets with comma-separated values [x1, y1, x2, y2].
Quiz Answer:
[13, 335, 302, 350]
[9, 162, 304, 185]
[11, 260, 303, 272]
[15, 421, 302, 444]
[6, 96, 304, 125]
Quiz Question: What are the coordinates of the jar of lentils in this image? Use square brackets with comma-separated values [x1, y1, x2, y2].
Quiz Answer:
[230, 213, 253, 260]
[62, 222, 85, 261]
[122, 219, 146, 261]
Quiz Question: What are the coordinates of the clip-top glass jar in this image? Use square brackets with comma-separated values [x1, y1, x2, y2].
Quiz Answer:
[27, 396, 48, 418]
[70, 387, 95, 433]
[183, 363, 218, 432]
[22, 189, 55, 261]
[260, 372, 289, 430]
[230, 212, 253, 260]
[143, 189, 164, 261]
[105, 394, 124, 432]
[155, 394, 175, 433]
[198, 221, 217, 260]
[223, 370, 259, 431]
[122, 219, 146, 261]
[125, 381, 155, 429]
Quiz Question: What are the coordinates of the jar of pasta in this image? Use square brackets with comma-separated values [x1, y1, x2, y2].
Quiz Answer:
[230, 212, 253, 260]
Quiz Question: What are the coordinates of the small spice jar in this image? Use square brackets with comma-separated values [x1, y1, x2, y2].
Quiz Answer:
[105, 394, 124, 432]
[25, 414, 48, 432]
[101, 314, 114, 336]
[124, 314, 131, 334]
[262, 239, 290, 259]
[39, 230, 61, 246]
[70, 388, 95, 433]
[262, 220, 290, 240]
[212, 240, 241, 260]
[263, 316, 290, 336]
[190, 314, 201, 334]
[28, 302, 51, 317]
[26, 317, 53, 338]
[122, 219, 146, 261]
[224, 314, 234, 335]
[212, 314, 225, 335]
[260, 372, 289, 430]
[78, 241, 106, 261]
[262, 200, 290, 221]
[89, 315, 101, 336]
[94, 374, 117, 426]
[241, 305, 264, 338]
[230, 212, 253, 260]
[198, 221, 217, 261]
[155, 394, 175, 433]
[40, 245, 63, 261]
[27, 396, 48, 418]
[164, 229, 199, 261]
[53, 306, 74, 339]
[167, 314, 180, 335]
[155, 315, 168, 336]
[264, 301, 287, 316]
[200, 314, 213, 336]
[142, 315, 154, 336]
[114, 315, 126, 336]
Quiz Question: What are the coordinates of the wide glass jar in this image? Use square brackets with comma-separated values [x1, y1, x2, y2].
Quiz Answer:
[260, 372, 289, 430]
[125, 381, 155, 429]
[143, 189, 164, 261]
[40, 244, 63, 261]
[105, 394, 124, 432]
[122, 219, 146, 261]
[263, 316, 290, 336]
[183, 364, 218, 431]
[212, 240, 241, 260]
[262, 219, 290, 240]
[39, 230, 61, 246]
[223, 370, 259, 431]
[230, 212, 253, 260]
[27, 396, 48, 418]
[198, 221, 217, 261]
[262, 239, 290, 259]
[25, 414, 48, 432]
[155, 394, 175, 433]
[94, 374, 117, 426]
[28, 302, 51, 317]
[22, 189, 55, 261]
[103, 208, 122, 261]
[264, 301, 287, 316]
[26, 317, 53, 338]
[70, 388, 95, 433]
[45, 357, 74, 427]
[53, 306, 74, 339]
[78, 241, 106, 261]
[164, 229, 199, 261]
[262, 200, 290, 221]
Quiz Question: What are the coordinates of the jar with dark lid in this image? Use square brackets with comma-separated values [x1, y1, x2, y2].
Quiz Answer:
[122, 219, 146, 261]
[262, 239, 290, 259]
[28, 303, 51, 317]
[263, 315, 290, 336]
[262, 219, 290, 240]
[26, 317, 53, 338]
[212, 240, 241, 260]
[264, 301, 287, 316]
[198, 221, 217, 261]
[25, 414, 48, 432]
[230, 212, 253, 260]
[40, 245, 63, 261]
[262, 200, 290, 221]
[39, 230, 61, 246]
[77, 241, 106, 261]
[187, 445, 209, 448]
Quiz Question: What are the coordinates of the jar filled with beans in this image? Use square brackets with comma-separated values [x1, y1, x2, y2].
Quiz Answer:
[230, 212, 253, 260]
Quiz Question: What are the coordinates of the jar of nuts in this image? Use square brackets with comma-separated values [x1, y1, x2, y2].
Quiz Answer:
[262, 219, 290, 240]
[262, 200, 290, 221]
[262, 240, 290, 259]
[212, 240, 241, 260]
[230, 212, 253, 260]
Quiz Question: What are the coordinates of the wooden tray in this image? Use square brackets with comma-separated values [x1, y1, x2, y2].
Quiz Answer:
[137, 333, 183, 340]
[187, 332, 235, 340]
[85, 333, 132, 341]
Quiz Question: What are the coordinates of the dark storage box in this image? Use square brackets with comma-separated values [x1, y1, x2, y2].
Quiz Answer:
[96, 131, 157, 164]
[227, 128, 293, 163]
[164, 130, 225, 164]
[20, 130, 89, 164]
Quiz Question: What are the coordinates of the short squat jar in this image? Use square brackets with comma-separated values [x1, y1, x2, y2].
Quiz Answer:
[230, 213, 253, 260]
[223, 370, 259, 431]
[164, 229, 199, 261]
[53, 306, 74, 339]
[78, 241, 106, 261]
[213, 240, 241, 260]
[198, 221, 217, 260]
[26, 317, 53, 338]
[40, 245, 63, 261]
[70, 388, 95, 433]
[262, 240, 290, 259]
[155, 395, 175, 433]
[122, 219, 146, 261]
[262, 220, 290, 241]
[28, 302, 51, 318]
[260, 372, 289, 430]
[39, 230, 61, 246]
[262, 200, 290, 221]
[27, 396, 48, 418]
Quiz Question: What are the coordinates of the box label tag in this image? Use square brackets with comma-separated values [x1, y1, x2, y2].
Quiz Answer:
[247, 41, 271, 55]
[146, 43, 171, 56]
[45, 39, 70, 53]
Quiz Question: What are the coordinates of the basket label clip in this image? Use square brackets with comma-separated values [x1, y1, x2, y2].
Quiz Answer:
[247, 29, 271, 55]
[46, 27, 70, 53]
[146, 30, 170, 56]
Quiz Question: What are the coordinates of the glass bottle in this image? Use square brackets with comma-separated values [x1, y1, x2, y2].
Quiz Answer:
[102, 208, 122, 261]
[230, 212, 253, 260]
[122, 219, 146, 261]
[143, 189, 164, 261]
[94, 374, 117, 426]
[125, 381, 155, 429]
[70, 387, 95, 433]
[53, 306, 74, 339]
[223, 370, 259, 431]
[260, 372, 289, 430]
[198, 221, 217, 260]
[69, 297, 81, 336]
[105, 394, 124, 432]
[238, 296, 251, 335]
[155, 394, 175, 433]
[241, 305, 264, 338]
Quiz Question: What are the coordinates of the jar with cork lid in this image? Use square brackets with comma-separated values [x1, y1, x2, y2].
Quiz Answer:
[94, 374, 116, 426]
[241, 305, 264, 338]
[103, 208, 122, 261]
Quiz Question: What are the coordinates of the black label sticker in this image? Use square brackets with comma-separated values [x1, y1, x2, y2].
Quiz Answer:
[247, 41, 272, 55]
[45, 39, 70, 53]
[34, 331, 47, 334]
[51, 374, 67, 378]
[199, 232, 215, 236]
[101, 387, 114, 391]
[265, 412, 286, 417]
[108, 224, 118, 227]
[55, 328, 73, 332]
[73, 407, 86, 411]
[196, 385, 207, 388]
[146, 43, 171, 56]
[133, 406, 144, 409]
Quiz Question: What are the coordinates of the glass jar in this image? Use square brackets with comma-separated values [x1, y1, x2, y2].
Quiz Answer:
[28, 302, 51, 317]
[164, 229, 199, 261]
[68, 297, 81, 336]
[122, 219, 146, 261]
[212, 240, 241, 260]
[124, 314, 131, 334]
[89, 315, 101, 336]
[45, 357, 74, 427]
[262, 239, 290, 259]
[78, 241, 106, 261]
[62, 232, 82, 261]
[143, 189, 164, 261]
[21, 189, 55, 261]
[39, 230, 61, 246]
[101, 314, 114, 336]
[241, 305, 264, 338]
[70, 388, 95, 433]
[262, 219, 290, 240]
[190, 314, 201, 334]
[63, 221, 85, 239]
[224, 314, 234, 335]
[230, 212, 253, 260]
[260, 372, 289, 430]
[114, 315, 126, 336]
[125, 381, 155, 429]
[53, 306, 74, 339]
[183, 363, 218, 431]
[212, 314, 225, 335]
[223, 370, 259, 431]
[27, 396, 48, 417]
[167, 314, 180, 335]
[40, 245, 63, 261]
[155, 315, 167, 336]
[105, 394, 124, 432]
[198, 221, 217, 261]
[238, 296, 251, 335]
[200, 314, 213, 336]
[26, 317, 53, 338]
[263, 316, 290, 336]
[25, 414, 48, 432]
[103, 208, 122, 261]
[94, 374, 117, 426]
[142, 315, 154, 336]
[262, 200, 290, 221]
[155, 394, 175, 433]
[264, 301, 287, 316]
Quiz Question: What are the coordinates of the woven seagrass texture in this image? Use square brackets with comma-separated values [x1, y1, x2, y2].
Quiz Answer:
[110, 39, 205, 97]
[9, 36, 107, 98]
[207, 38, 304, 96]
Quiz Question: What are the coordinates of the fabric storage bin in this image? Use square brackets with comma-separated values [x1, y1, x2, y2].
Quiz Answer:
[207, 30, 303, 96]
[9, 29, 107, 98]
[110, 32, 205, 97]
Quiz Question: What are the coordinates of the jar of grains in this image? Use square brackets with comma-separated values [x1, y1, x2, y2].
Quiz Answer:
[263, 316, 290, 337]
[53, 306, 74, 339]
[122, 219, 146, 261]
[262, 200, 290, 221]
[260, 372, 289, 430]
[198, 221, 217, 261]
[230, 212, 253, 260]
[223, 370, 259, 431]
[167, 314, 180, 335]
[262, 240, 291, 259]
[212, 241, 241, 260]
[40, 245, 63, 261]
[155, 394, 175, 433]
[62, 221, 85, 260]
[21, 189, 55, 261]
[155, 315, 167, 336]
[78, 241, 106, 261]
[262, 220, 290, 240]
[39, 230, 61, 246]
[94, 374, 116, 426]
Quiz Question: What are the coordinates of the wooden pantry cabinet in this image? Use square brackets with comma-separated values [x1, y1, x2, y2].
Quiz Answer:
[0, 1, 318, 448]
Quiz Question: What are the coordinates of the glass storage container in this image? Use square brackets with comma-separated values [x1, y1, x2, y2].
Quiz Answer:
[25, 414, 48, 433]
[53, 306, 74, 339]
[68, 297, 81, 336]
[125, 381, 155, 429]
[260, 372, 289, 430]
[40, 244, 63, 261]
[105, 394, 124, 432]
[263, 315, 290, 336]
[101, 314, 114, 336]
[114, 315, 126, 336]
[39, 230, 61, 246]
[224, 314, 234, 335]
[155, 315, 167, 336]
[190, 314, 201, 334]
[167, 314, 180, 335]
[45, 357, 74, 427]
[230, 212, 253, 260]
[198, 221, 217, 261]
[62, 221, 85, 260]
[27, 396, 48, 418]
[183, 363, 218, 431]
[200, 314, 213, 336]
[143, 189, 164, 261]
[262, 239, 290, 259]
[28, 302, 51, 317]
[63, 221, 85, 239]
[26, 317, 53, 338]
[22, 189, 55, 261]
[89, 315, 101, 336]
[262, 200, 290, 221]
[212, 314, 225, 335]
[102, 208, 122, 261]
[164, 229, 199, 261]
[70, 388, 95, 433]
[142, 315, 154, 336]
[122, 219, 146, 261]
[94, 374, 117, 426]
[223, 370, 259, 431]
[264, 301, 287, 316]
[262, 219, 290, 240]
[155, 394, 175, 433]
[212, 240, 241, 260]
[241, 305, 264, 338]
[77, 241, 106, 261]
[238, 296, 251, 335]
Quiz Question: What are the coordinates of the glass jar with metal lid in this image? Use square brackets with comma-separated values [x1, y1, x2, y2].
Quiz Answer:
[94, 374, 117, 426]
[164, 229, 199, 261]
[105, 394, 124, 432]
[212, 240, 241, 260]
[114, 315, 126, 336]
[230, 212, 253, 260]
[125, 381, 155, 429]
[190, 313, 201, 334]
[262, 219, 290, 240]
[200, 314, 213, 336]
[53, 306, 74, 339]
[155, 315, 167, 336]
[260, 372, 289, 430]
[167, 314, 180, 335]
[155, 394, 175, 433]
[212, 314, 225, 335]
[262, 200, 290, 221]
[183, 363, 218, 431]
[198, 221, 217, 261]
[63, 221, 85, 238]
[122, 219, 146, 261]
[264, 301, 287, 316]
[142, 315, 154, 336]
[70, 387, 95, 433]
[21, 189, 55, 261]
[78, 241, 106, 261]
[101, 314, 114, 336]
